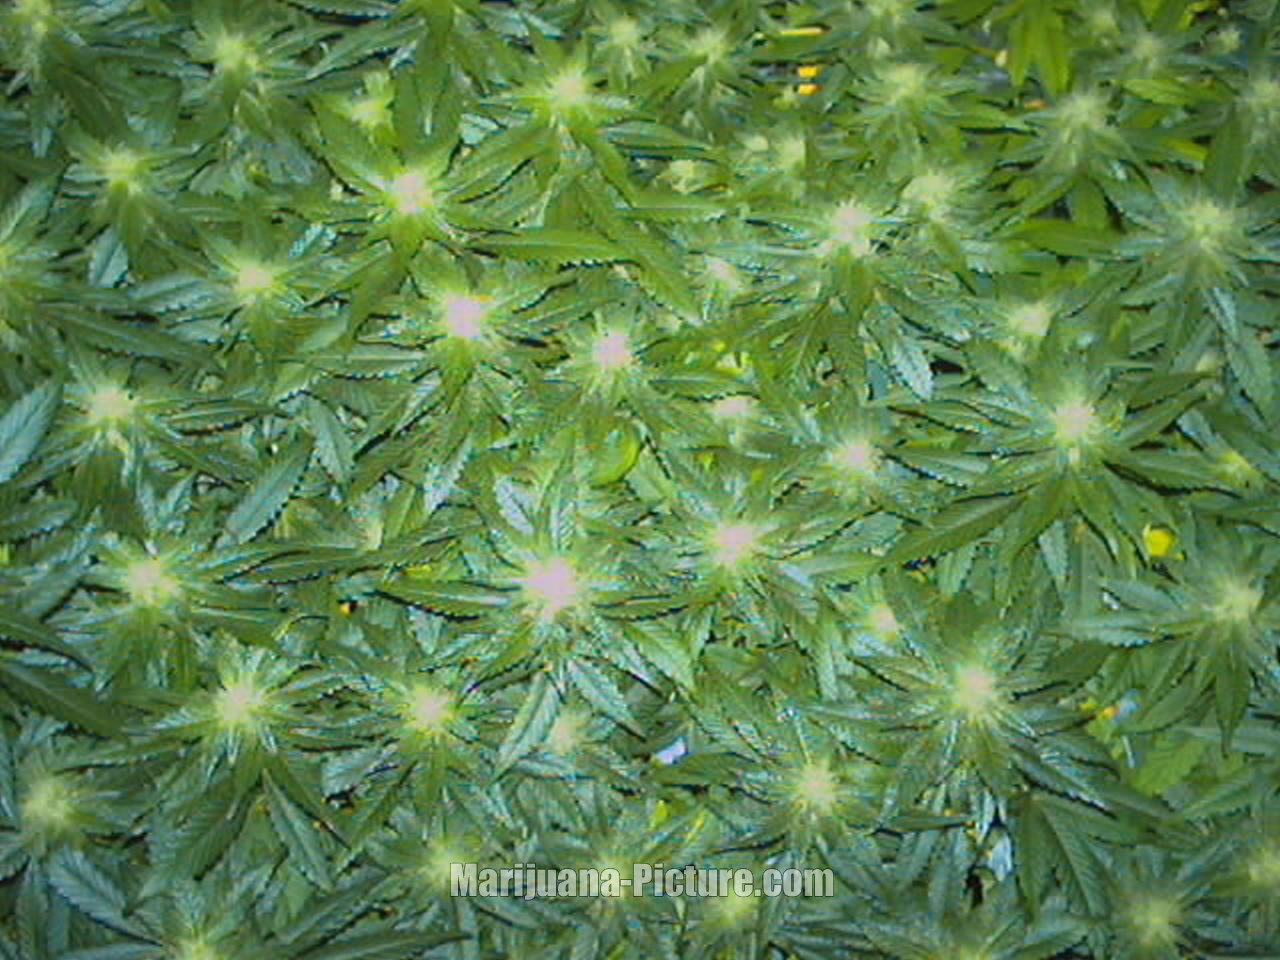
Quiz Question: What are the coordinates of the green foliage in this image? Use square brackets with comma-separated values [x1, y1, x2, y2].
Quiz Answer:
[1, 0, 1279, 958]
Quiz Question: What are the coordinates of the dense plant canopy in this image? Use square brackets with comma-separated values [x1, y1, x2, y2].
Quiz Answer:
[1, 0, 1279, 957]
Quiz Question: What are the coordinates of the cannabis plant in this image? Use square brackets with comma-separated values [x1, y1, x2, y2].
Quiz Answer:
[1, 0, 1279, 958]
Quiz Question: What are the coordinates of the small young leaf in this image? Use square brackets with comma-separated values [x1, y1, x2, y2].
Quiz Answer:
[0, 381, 61, 485]
[888, 495, 1022, 564]
[493, 672, 560, 777]
[222, 439, 313, 545]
